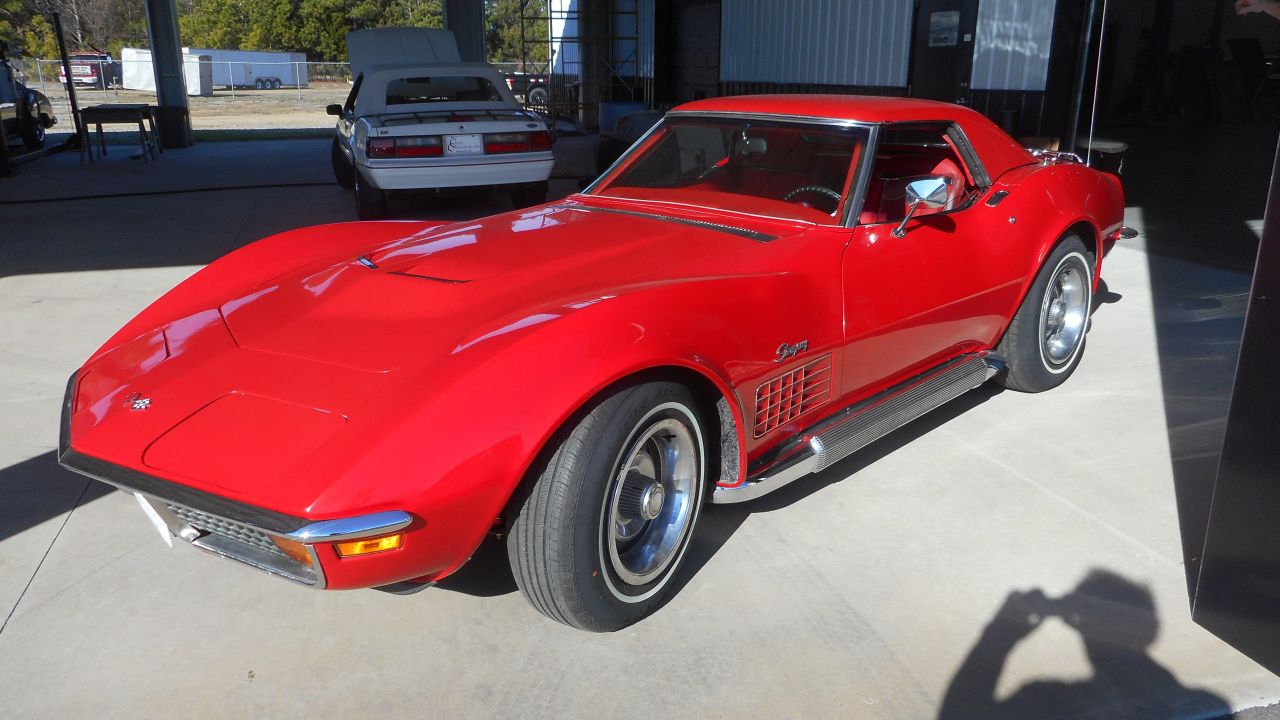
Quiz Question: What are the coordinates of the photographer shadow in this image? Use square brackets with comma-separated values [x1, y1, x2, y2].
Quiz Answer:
[938, 569, 1230, 720]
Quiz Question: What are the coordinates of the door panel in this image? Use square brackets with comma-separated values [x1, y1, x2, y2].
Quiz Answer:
[841, 208, 1021, 399]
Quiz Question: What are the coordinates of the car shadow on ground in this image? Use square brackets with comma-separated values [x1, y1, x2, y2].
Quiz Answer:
[934, 567, 1230, 720]
[0, 451, 112, 547]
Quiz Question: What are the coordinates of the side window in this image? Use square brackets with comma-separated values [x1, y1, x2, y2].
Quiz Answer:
[0, 66, 15, 103]
[858, 124, 980, 226]
[344, 73, 363, 114]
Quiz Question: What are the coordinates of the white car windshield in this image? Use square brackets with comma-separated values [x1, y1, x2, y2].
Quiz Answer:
[386, 76, 503, 105]
[592, 116, 870, 224]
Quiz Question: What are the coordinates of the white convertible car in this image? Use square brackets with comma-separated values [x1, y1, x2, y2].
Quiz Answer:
[328, 28, 555, 218]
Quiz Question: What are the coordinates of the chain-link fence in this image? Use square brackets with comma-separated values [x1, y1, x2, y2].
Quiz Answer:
[15, 57, 559, 134]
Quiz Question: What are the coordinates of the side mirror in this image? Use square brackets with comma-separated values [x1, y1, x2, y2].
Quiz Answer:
[892, 175, 952, 238]
[738, 136, 767, 155]
[325, 104, 343, 116]
[905, 176, 951, 209]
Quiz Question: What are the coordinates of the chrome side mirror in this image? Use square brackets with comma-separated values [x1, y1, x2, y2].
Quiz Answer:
[892, 175, 952, 238]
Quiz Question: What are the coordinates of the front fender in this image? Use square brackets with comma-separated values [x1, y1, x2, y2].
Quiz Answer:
[302, 263, 843, 583]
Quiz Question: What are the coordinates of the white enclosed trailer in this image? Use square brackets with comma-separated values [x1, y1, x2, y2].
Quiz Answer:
[120, 47, 213, 96]
[188, 48, 309, 89]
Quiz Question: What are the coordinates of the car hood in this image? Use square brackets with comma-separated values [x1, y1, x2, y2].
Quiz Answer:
[219, 200, 806, 373]
[68, 200, 809, 512]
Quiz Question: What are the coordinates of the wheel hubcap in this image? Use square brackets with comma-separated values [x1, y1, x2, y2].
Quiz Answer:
[605, 417, 698, 587]
[1039, 261, 1088, 366]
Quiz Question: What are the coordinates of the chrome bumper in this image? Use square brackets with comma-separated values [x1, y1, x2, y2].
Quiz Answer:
[58, 372, 413, 587]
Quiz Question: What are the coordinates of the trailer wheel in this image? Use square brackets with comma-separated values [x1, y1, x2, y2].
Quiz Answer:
[254, 78, 266, 90]
[271, 79, 282, 90]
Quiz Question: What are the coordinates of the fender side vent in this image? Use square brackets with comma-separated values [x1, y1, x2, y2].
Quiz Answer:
[754, 354, 832, 437]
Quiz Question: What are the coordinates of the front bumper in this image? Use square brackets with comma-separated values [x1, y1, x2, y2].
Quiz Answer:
[57, 372, 414, 588]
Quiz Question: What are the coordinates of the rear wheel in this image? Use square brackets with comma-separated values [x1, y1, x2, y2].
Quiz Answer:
[510, 181, 548, 208]
[527, 85, 549, 106]
[997, 235, 1093, 392]
[507, 381, 707, 631]
[271, 79, 283, 90]
[354, 169, 386, 220]
[331, 137, 355, 189]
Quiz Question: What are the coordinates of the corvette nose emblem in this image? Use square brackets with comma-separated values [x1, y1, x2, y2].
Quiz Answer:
[124, 392, 151, 411]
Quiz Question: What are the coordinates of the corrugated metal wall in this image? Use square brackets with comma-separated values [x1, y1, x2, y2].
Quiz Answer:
[970, 0, 1056, 91]
[635, 0, 655, 79]
[719, 0, 914, 87]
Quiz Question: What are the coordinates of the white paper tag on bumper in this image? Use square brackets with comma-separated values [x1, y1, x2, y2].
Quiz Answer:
[135, 493, 174, 547]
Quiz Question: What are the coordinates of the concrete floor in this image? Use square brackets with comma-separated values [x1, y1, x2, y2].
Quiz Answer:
[1, 136, 1278, 718]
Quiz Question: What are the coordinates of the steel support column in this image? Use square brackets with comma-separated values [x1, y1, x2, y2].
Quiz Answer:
[444, 0, 486, 63]
[144, 0, 192, 148]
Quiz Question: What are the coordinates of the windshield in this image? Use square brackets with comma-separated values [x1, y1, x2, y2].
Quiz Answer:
[386, 76, 503, 105]
[592, 116, 870, 224]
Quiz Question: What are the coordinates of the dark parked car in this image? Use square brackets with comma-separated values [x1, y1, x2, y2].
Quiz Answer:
[503, 71, 549, 105]
[1, 52, 56, 150]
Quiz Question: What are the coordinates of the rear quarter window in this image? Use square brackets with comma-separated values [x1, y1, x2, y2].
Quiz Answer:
[386, 76, 502, 105]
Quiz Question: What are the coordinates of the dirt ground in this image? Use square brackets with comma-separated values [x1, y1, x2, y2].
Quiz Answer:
[37, 80, 351, 130]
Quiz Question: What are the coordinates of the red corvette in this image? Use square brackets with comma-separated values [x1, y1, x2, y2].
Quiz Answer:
[59, 95, 1127, 631]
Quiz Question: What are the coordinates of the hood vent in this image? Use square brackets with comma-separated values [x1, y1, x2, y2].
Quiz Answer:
[567, 205, 777, 242]
[356, 255, 470, 283]
[386, 271, 469, 284]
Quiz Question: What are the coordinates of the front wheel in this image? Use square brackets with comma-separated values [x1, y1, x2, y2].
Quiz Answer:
[507, 382, 708, 631]
[21, 105, 45, 150]
[997, 235, 1093, 392]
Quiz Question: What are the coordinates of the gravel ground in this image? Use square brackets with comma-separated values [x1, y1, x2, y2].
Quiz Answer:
[34, 80, 351, 130]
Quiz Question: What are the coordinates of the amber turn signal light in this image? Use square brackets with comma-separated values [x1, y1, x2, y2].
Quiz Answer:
[335, 533, 404, 557]
[270, 536, 315, 567]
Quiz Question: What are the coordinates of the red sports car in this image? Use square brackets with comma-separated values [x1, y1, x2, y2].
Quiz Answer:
[59, 95, 1128, 631]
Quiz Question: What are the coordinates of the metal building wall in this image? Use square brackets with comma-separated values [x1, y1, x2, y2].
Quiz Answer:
[637, 0, 655, 79]
[719, 0, 914, 88]
[970, 0, 1056, 91]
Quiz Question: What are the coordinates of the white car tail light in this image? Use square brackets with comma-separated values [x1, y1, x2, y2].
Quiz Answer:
[367, 136, 443, 158]
[483, 131, 553, 154]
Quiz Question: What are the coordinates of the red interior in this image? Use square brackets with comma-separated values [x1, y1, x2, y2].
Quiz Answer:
[859, 151, 968, 225]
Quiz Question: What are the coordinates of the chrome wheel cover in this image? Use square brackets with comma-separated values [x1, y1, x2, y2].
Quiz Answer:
[601, 405, 702, 597]
[1039, 254, 1090, 370]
